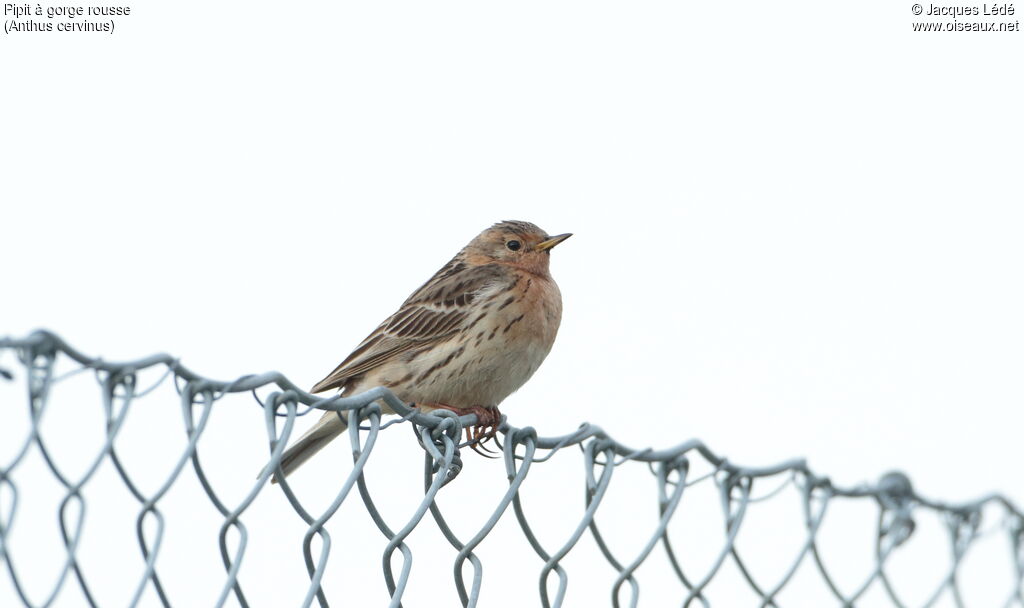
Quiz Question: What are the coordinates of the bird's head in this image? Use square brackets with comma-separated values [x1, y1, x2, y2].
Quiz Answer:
[463, 220, 572, 275]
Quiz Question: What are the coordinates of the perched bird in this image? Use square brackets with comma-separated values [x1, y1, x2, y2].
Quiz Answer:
[273, 220, 571, 482]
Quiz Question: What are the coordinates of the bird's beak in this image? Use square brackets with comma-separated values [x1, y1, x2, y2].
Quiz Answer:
[535, 233, 572, 251]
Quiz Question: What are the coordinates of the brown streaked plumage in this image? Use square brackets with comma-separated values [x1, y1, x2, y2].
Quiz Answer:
[272, 220, 570, 482]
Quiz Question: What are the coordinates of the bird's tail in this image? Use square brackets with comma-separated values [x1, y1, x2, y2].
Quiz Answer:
[268, 411, 347, 484]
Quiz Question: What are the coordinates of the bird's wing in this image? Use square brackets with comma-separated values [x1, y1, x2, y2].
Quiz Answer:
[309, 262, 507, 394]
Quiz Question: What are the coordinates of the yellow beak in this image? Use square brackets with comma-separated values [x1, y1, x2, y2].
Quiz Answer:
[535, 233, 572, 252]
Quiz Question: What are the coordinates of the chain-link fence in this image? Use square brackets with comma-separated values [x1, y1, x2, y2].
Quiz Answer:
[1, 330, 1022, 608]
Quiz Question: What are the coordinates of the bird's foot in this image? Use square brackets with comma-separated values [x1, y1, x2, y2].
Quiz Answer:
[418, 403, 503, 458]
[462, 406, 503, 458]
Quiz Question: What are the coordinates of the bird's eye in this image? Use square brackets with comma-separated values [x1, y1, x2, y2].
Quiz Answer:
[506, 240, 522, 251]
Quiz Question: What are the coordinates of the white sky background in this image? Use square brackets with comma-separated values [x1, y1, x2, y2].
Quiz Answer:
[2, 1, 1023, 606]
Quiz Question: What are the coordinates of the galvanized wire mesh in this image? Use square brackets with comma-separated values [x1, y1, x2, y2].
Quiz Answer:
[1, 330, 1022, 608]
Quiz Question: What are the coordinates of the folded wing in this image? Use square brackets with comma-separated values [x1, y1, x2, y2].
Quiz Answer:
[309, 262, 505, 393]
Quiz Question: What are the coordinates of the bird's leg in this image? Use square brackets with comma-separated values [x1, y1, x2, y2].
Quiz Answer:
[463, 405, 502, 457]
[417, 403, 503, 457]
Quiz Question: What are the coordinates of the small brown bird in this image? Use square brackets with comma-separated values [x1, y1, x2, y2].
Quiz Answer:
[273, 220, 570, 482]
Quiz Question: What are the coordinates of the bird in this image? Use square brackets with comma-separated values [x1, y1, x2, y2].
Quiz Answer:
[271, 220, 571, 483]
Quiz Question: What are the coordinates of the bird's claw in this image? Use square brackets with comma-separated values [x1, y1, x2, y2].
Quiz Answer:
[467, 422, 501, 458]
[422, 403, 503, 458]
[462, 406, 502, 458]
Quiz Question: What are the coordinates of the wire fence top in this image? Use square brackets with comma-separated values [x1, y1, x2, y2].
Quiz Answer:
[1, 329, 1022, 608]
